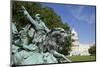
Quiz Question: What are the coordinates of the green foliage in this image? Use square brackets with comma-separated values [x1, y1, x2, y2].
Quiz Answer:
[88, 45, 96, 56]
[12, 1, 72, 55]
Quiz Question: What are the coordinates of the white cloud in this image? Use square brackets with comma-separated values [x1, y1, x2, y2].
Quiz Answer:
[66, 5, 95, 24]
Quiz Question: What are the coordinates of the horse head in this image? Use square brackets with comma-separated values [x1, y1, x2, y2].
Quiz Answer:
[46, 28, 68, 51]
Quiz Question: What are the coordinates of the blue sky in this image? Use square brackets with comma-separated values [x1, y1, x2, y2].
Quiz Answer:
[42, 3, 96, 44]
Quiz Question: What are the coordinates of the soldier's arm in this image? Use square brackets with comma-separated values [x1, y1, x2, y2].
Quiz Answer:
[21, 6, 38, 30]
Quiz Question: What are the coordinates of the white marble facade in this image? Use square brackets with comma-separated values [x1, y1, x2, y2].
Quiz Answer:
[70, 28, 92, 56]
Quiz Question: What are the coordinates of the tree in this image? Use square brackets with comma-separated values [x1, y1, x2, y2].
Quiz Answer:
[88, 45, 96, 56]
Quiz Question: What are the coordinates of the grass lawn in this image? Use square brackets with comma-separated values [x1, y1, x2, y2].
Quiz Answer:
[67, 55, 96, 62]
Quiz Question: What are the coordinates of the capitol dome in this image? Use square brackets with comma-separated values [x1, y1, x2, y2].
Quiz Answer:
[71, 28, 79, 40]
[71, 28, 78, 36]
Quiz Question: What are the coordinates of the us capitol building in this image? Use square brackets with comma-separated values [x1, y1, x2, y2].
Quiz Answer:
[69, 28, 93, 56]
